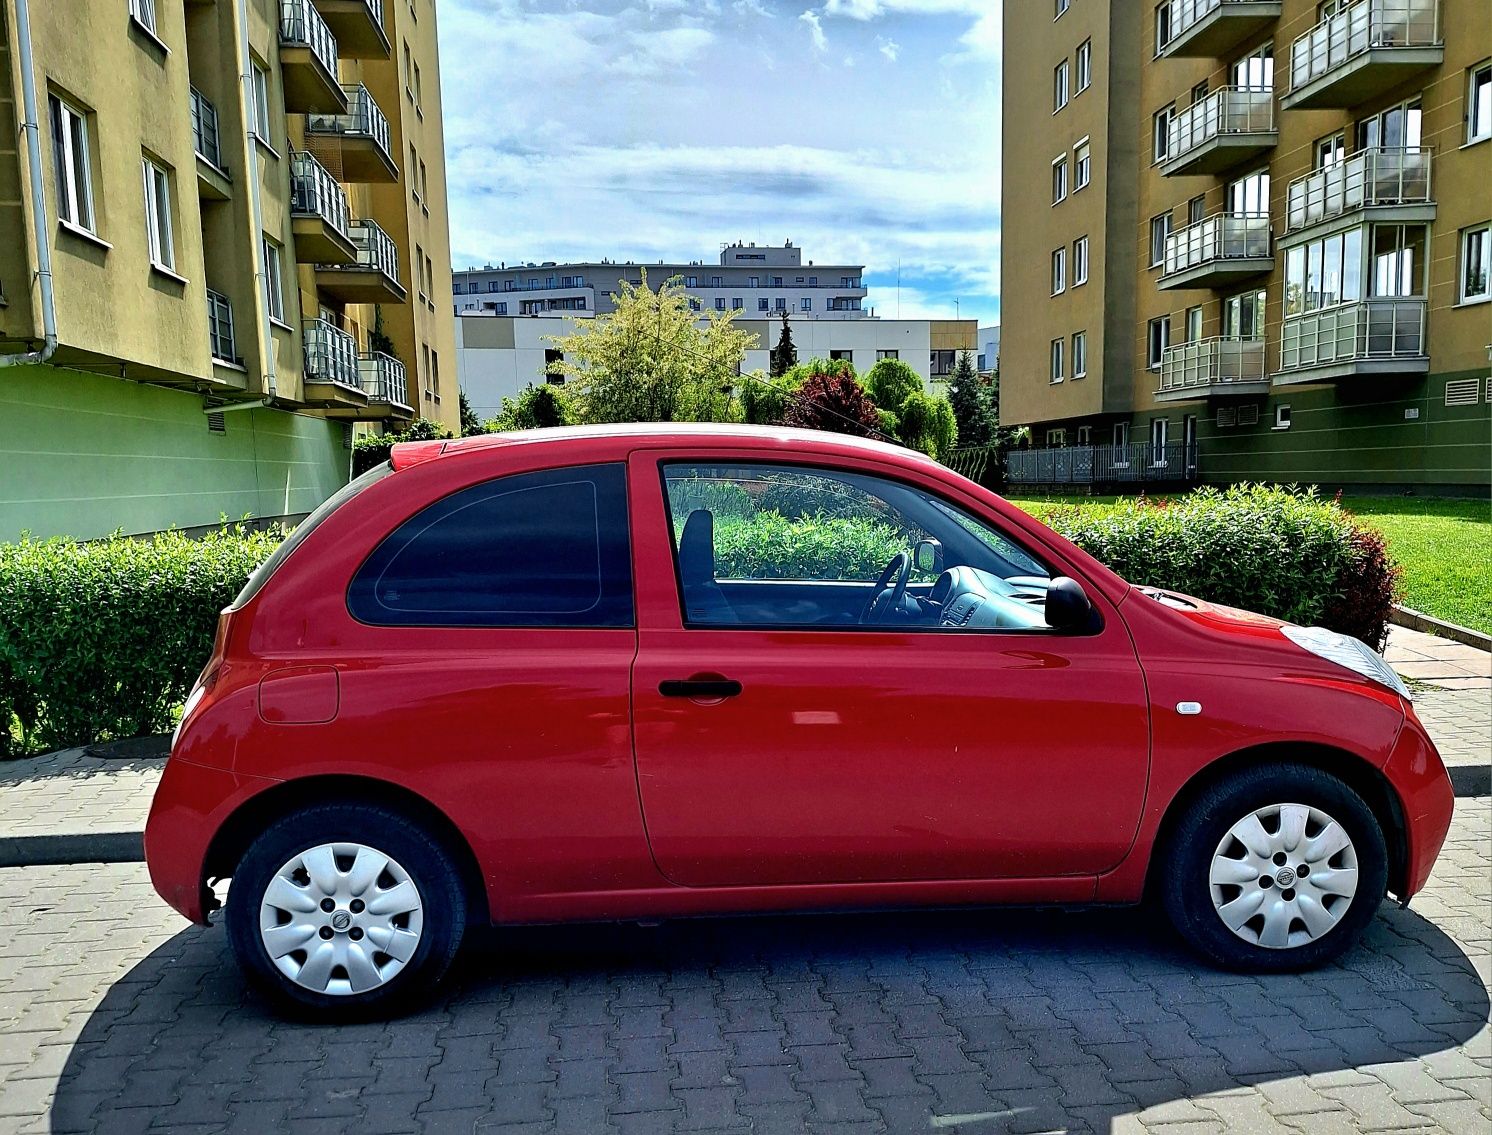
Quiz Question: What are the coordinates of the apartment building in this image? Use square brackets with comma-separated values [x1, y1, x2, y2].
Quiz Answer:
[1002, 0, 1491, 494]
[453, 242, 874, 322]
[0, 0, 457, 540]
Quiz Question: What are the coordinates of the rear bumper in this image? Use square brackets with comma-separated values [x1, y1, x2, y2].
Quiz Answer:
[1386, 708, 1455, 899]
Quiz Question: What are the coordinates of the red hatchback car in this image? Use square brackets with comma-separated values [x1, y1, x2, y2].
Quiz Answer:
[145, 424, 1453, 1015]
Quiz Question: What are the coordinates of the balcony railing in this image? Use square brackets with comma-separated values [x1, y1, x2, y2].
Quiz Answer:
[1160, 337, 1266, 393]
[290, 151, 351, 238]
[1163, 212, 1271, 278]
[190, 87, 224, 171]
[1006, 443, 1200, 487]
[1167, 87, 1274, 159]
[307, 83, 392, 160]
[1288, 0, 1440, 94]
[302, 318, 360, 389]
[280, 0, 339, 76]
[206, 288, 237, 364]
[348, 218, 400, 283]
[1279, 299, 1426, 372]
[1285, 147, 1432, 233]
[359, 351, 409, 407]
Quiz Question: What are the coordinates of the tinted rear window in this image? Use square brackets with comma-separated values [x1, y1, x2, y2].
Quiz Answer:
[346, 463, 633, 628]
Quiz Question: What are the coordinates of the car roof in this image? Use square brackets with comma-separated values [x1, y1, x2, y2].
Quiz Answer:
[390, 423, 940, 472]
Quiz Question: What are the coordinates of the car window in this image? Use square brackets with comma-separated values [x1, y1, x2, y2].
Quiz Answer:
[348, 463, 632, 628]
[661, 463, 1053, 631]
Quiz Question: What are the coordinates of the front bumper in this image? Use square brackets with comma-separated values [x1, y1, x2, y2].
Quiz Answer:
[1385, 706, 1455, 899]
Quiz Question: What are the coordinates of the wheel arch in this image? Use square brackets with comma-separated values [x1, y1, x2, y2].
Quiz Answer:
[1145, 742, 1409, 900]
[203, 775, 491, 924]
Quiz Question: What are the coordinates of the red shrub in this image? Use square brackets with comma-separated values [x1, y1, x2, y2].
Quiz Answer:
[782, 372, 882, 438]
[1320, 523, 1402, 652]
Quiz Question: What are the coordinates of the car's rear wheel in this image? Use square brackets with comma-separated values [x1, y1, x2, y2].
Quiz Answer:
[226, 804, 466, 1018]
[1161, 764, 1387, 972]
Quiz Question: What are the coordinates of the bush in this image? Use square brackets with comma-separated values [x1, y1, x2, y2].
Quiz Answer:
[483, 384, 572, 433]
[0, 526, 283, 755]
[1042, 485, 1400, 648]
[864, 358, 921, 410]
[782, 372, 881, 437]
[712, 512, 903, 580]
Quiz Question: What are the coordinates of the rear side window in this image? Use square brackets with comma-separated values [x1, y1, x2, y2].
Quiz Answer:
[347, 463, 633, 628]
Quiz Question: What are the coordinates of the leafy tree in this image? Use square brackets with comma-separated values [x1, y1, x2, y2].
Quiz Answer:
[459, 390, 483, 437]
[543, 270, 758, 424]
[782, 371, 881, 437]
[932, 398, 958, 460]
[770, 313, 798, 378]
[483, 383, 573, 432]
[948, 350, 997, 449]
[864, 357, 921, 411]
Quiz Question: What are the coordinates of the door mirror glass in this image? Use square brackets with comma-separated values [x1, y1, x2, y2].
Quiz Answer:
[1045, 576, 1094, 632]
[913, 537, 943, 575]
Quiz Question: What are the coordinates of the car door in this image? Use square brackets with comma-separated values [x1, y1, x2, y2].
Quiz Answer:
[627, 450, 1152, 888]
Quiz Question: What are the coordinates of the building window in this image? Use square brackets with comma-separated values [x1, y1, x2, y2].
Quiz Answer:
[415, 243, 425, 299]
[801, 298, 812, 311]
[1155, 4, 1171, 53]
[1046, 428, 1067, 447]
[1051, 247, 1066, 294]
[1274, 404, 1292, 431]
[48, 95, 95, 232]
[930, 350, 955, 376]
[1055, 0, 1069, 17]
[1370, 224, 1427, 298]
[1470, 62, 1492, 144]
[1185, 305, 1203, 342]
[1149, 213, 1172, 268]
[1151, 418, 1169, 464]
[686, 275, 698, 287]
[1052, 156, 1068, 203]
[1153, 104, 1175, 163]
[832, 349, 854, 362]
[142, 157, 175, 271]
[1074, 140, 1090, 190]
[714, 298, 726, 311]
[749, 276, 759, 287]
[409, 144, 420, 203]
[774, 298, 787, 312]
[1072, 331, 1087, 378]
[758, 298, 770, 311]
[1054, 60, 1069, 112]
[1188, 194, 1206, 225]
[1076, 39, 1092, 92]
[1113, 421, 1130, 448]
[250, 60, 272, 144]
[129, 0, 158, 35]
[1076, 425, 1092, 446]
[1147, 316, 1170, 370]
[1284, 230, 1364, 313]
[1073, 236, 1089, 285]
[1461, 223, 1491, 303]
[877, 349, 899, 360]
[1049, 338, 1064, 383]
[1192, 81, 1209, 105]
[712, 276, 723, 287]
[733, 298, 744, 310]
[262, 236, 285, 322]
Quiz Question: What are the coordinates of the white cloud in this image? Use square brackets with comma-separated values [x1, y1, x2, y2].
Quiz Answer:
[799, 9, 828, 51]
[877, 35, 900, 61]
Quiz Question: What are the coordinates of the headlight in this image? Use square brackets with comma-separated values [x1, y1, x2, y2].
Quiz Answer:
[1281, 625, 1410, 701]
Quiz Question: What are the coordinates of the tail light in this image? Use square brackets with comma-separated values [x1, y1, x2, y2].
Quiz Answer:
[173, 609, 234, 752]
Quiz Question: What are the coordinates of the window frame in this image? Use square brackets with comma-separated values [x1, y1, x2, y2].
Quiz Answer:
[1053, 60, 1070, 113]
[1147, 316, 1170, 370]
[49, 94, 96, 234]
[1460, 222, 1491, 304]
[1074, 139, 1091, 191]
[1469, 61, 1492, 145]
[250, 59, 273, 145]
[1073, 235, 1089, 286]
[1153, 104, 1175, 163]
[1149, 212, 1173, 269]
[1052, 155, 1069, 204]
[262, 235, 286, 324]
[142, 156, 175, 272]
[1050, 337, 1065, 383]
[1076, 39, 1092, 93]
[129, 0, 158, 35]
[1072, 330, 1087, 378]
[1051, 247, 1066, 295]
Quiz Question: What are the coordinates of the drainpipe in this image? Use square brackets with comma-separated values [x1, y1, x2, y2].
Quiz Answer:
[236, 0, 277, 398]
[0, 0, 59, 368]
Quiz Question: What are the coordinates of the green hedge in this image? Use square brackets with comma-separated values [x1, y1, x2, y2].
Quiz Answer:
[0, 526, 282, 756]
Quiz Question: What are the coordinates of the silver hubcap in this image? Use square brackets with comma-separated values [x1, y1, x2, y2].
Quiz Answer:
[259, 842, 424, 996]
[1209, 802, 1359, 950]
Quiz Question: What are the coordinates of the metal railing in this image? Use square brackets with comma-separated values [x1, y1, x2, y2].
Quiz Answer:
[1160, 337, 1265, 392]
[1006, 443, 1200, 487]
[1163, 212, 1271, 277]
[1279, 299, 1426, 371]
[359, 352, 409, 407]
[1285, 146, 1432, 232]
[363, 0, 384, 25]
[206, 288, 236, 363]
[302, 318, 359, 389]
[189, 87, 224, 171]
[289, 151, 351, 239]
[347, 218, 400, 283]
[1161, 0, 1259, 46]
[279, 0, 339, 76]
[1289, 0, 1440, 93]
[1167, 86, 1275, 160]
[307, 84, 392, 163]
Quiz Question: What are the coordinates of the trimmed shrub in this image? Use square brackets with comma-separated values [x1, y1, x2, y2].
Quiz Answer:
[712, 512, 903, 580]
[782, 372, 881, 437]
[483, 384, 572, 432]
[864, 358, 921, 411]
[0, 526, 283, 755]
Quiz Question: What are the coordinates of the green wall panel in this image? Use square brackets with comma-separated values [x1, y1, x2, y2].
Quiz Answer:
[0, 364, 349, 541]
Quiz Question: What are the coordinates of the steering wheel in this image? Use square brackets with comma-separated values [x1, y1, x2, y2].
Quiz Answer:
[860, 553, 911, 624]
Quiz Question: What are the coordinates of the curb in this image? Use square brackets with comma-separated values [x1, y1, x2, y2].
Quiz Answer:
[1392, 606, 1492, 653]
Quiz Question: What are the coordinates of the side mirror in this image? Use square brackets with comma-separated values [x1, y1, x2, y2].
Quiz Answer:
[1045, 576, 1094, 632]
[913, 538, 943, 575]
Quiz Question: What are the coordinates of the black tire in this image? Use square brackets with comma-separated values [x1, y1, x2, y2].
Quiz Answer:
[226, 803, 466, 1019]
[1160, 763, 1388, 972]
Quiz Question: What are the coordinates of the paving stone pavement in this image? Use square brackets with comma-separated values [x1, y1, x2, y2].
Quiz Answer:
[0, 801, 1487, 1135]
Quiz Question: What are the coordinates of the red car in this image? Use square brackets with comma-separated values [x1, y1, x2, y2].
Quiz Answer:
[145, 424, 1453, 1016]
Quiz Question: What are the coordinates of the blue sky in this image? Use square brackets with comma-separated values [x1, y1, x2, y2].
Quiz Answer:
[436, 0, 1002, 328]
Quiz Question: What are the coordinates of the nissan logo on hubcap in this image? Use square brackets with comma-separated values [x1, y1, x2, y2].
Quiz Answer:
[1276, 867, 1297, 887]
[331, 911, 352, 931]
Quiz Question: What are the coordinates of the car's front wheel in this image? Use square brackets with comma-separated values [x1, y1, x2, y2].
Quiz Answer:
[1161, 764, 1387, 971]
[226, 804, 466, 1018]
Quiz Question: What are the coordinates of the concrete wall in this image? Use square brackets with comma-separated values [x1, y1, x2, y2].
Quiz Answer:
[0, 364, 348, 541]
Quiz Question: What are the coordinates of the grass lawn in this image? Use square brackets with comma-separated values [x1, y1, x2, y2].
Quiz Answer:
[1005, 492, 1492, 636]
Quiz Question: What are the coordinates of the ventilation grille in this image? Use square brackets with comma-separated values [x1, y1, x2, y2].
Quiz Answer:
[206, 412, 226, 434]
[1238, 405, 1260, 427]
[342, 423, 355, 450]
[1216, 406, 1237, 428]
[1445, 379, 1480, 407]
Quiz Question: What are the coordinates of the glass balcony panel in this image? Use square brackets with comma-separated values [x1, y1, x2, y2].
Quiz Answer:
[302, 319, 360, 389]
[1278, 299, 1426, 371]
[290, 151, 351, 238]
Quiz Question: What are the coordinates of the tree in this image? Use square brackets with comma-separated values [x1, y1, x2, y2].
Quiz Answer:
[948, 350, 997, 449]
[483, 383, 572, 432]
[864, 357, 921, 411]
[459, 390, 483, 437]
[782, 371, 881, 437]
[543, 270, 759, 424]
[770, 313, 798, 378]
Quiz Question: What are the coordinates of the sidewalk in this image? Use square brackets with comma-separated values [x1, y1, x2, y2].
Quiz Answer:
[0, 628, 1486, 867]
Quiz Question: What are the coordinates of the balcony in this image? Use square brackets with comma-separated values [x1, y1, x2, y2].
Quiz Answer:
[1006, 443, 1199, 488]
[1284, 146, 1434, 238]
[312, 0, 389, 59]
[1158, 0, 1282, 58]
[1283, 0, 1442, 111]
[314, 218, 406, 303]
[190, 88, 231, 201]
[1276, 299, 1428, 383]
[279, 0, 346, 114]
[301, 318, 370, 408]
[1158, 337, 1268, 402]
[1160, 87, 1277, 176]
[305, 83, 397, 182]
[289, 151, 357, 265]
[1160, 213, 1273, 290]
[206, 288, 240, 366]
[357, 352, 414, 419]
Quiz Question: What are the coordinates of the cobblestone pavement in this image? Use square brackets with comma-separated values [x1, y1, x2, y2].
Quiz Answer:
[0, 802, 1486, 1135]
